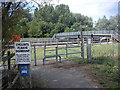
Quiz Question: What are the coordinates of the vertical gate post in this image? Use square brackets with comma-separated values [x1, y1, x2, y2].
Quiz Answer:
[66, 43, 68, 58]
[34, 45, 37, 66]
[56, 47, 58, 65]
[87, 38, 92, 60]
[44, 41, 46, 57]
[81, 31, 84, 59]
[66, 44, 68, 57]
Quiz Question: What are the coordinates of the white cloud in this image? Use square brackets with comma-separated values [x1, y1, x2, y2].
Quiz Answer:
[55, 0, 119, 21]
[25, 0, 119, 21]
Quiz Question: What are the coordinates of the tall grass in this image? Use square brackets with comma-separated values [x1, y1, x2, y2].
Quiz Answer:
[92, 43, 118, 59]
[78, 43, 119, 88]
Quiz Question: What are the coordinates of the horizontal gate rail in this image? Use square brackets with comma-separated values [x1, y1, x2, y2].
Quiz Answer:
[45, 49, 56, 51]
[43, 55, 61, 65]
[58, 45, 81, 49]
[58, 52, 82, 56]
[60, 57, 83, 62]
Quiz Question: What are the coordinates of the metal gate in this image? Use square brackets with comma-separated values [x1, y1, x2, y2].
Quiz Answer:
[32, 38, 84, 65]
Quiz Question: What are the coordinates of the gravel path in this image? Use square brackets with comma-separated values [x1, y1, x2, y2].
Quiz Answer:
[31, 61, 101, 88]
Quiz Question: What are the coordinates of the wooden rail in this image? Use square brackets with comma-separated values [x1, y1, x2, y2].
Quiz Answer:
[0, 51, 19, 89]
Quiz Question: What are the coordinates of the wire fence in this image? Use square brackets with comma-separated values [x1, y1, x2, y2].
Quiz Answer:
[91, 41, 118, 60]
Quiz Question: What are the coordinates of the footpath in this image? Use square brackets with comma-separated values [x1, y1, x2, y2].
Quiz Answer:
[31, 60, 102, 88]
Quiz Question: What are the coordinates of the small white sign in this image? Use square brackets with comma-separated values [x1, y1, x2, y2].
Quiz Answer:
[15, 42, 31, 64]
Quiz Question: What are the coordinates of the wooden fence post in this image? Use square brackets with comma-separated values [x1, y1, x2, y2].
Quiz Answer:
[7, 51, 11, 85]
[7, 51, 10, 70]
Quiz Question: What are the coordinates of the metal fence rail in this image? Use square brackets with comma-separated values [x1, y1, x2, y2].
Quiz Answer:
[53, 30, 118, 36]
[53, 30, 119, 42]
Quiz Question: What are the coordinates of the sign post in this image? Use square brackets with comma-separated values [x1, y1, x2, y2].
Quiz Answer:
[15, 42, 32, 88]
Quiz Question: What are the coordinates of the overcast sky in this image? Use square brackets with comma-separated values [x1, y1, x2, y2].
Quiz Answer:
[26, 0, 119, 22]
[52, 0, 119, 22]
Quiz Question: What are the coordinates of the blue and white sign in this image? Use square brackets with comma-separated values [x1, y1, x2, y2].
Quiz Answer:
[20, 65, 29, 76]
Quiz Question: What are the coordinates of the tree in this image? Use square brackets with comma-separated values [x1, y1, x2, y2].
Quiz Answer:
[28, 20, 40, 37]
[96, 16, 110, 30]
[55, 4, 70, 23]
[71, 22, 81, 31]
[34, 5, 55, 22]
[28, 21, 55, 37]
[1, 2, 30, 55]
[55, 4, 70, 16]
[64, 27, 73, 32]
[96, 15, 118, 30]
[38, 21, 54, 37]
[58, 13, 75, 27]
[108, 15, 118, 30]
[54, 23, 66, 33]
[73, 13, 93, 28]
[32, 0, 54, 10]
[2, 2, 28, 41]
[14, 11, 32, 38]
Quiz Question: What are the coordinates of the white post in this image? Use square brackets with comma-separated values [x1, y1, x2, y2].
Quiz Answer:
[87, 38, 91, 60]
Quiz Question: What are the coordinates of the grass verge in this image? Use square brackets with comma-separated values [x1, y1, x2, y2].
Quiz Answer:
[76, 56, 119, 88]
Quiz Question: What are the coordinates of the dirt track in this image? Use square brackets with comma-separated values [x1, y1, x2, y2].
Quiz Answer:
[30, 60, 102, 88]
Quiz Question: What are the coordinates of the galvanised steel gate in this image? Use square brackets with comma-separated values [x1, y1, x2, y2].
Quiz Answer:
[32, 37, 84, 65]
[42, 38, 84, 65]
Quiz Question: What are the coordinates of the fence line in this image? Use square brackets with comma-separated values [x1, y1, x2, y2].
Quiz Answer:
[53, 30, 118, 36]
[91, 39, 118, 60]
[0, 48, 19, 89]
